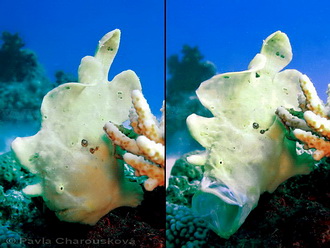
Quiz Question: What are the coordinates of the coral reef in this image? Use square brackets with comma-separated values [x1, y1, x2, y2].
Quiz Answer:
[166, 154, 210, 247]
[166, 153, 203, 206]
[166, 45, 216, 154]
[84, 207, 165, 248]
[0, 32, 50, 122]
[166, 203, 210, 248]
[166, 154, 329, 247]
[0, 224, 24, 248]
[104, 89, 164, 191]
[0, 32, 37, 82]
[277, 74, 330, 161]
[167, 45, 216, 97]
[186, 31, 316, 238]
[0, 151, 40, 230]
[11, 29, 143, 225]
[0, 152, 43, 247]
[0, 152, 27, 189]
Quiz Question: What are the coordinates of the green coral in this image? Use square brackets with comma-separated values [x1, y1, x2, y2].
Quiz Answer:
[170, 154, 204, 181]
[166, 203, 210, 248]
[166, 154, 209, 245]
[0, 224, 24, 248]
[0, 152, 28, 190]
[0, 188, 39, 228]
[0, 152, 43, 247]
[0, 153, 40, 229]
[167, 154, 203, 206]
[167, 177, 195, 206]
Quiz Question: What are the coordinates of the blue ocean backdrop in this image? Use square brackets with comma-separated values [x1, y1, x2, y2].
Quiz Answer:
[167, 0, 330, 99]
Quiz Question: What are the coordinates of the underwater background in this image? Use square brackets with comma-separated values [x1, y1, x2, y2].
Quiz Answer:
[166, 1, 329, 247]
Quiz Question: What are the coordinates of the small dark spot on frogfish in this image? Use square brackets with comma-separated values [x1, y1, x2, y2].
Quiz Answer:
[81, 139, 88, 147]
[260, 128, 269, 134]
[253, 122, 259, 129]
[89, 146, 99, 154]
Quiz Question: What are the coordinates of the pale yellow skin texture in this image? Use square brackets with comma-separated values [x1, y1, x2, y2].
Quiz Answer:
[11, 30, 143, 225]
[187, 31, 315, 238]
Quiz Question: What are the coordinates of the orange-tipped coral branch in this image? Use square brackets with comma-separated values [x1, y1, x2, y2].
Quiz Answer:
[277, 74, 330, 161]
[293, 129, 330, 160]
[104, 89, 164, 191]
[123, 153, 164, 191]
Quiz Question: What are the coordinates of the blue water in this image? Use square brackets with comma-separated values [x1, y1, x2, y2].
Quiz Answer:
[0, 0, 164, 114]
[0, 122, 40, 154]
[167, 0, 330, 101]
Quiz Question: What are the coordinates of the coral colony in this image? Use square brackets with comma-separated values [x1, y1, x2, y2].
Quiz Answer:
[277, 74, 330, 160]
[182, 31, 326, 239]
[11, 29, 164, 225]
[104, 90, 164, 191]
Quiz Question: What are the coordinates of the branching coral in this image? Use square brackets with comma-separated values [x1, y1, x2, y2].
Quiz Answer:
[276, 74, 330, 161]
[104, 89, 164, 191]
